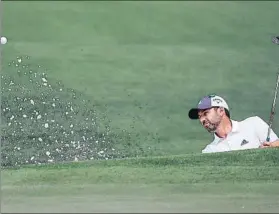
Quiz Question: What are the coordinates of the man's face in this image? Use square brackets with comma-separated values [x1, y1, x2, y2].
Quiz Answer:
[198, 107, 223, 133]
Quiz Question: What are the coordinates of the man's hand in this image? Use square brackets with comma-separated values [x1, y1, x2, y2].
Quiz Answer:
[260, 140, 279, 148]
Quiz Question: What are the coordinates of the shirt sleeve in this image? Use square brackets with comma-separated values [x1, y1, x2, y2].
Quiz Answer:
[254, 116, 279, 143]
[202, 145, 213, 153]
[202, 142, 217, 153]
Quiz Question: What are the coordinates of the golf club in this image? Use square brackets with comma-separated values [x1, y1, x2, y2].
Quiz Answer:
[265, 36, 279, 142]
[266, 72, 279, 142]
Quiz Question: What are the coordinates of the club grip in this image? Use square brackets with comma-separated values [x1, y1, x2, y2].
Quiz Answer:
[266, 136, 270, 142]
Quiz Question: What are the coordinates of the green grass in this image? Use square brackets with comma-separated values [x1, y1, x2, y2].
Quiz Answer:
[3, 1, 279, 155]
[2, 1, 279, 212]
[3, 148, 279, 186]
[2, 149, 279, 212]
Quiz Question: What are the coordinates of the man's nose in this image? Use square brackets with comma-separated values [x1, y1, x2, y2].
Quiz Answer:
[199, 117, 205, 124]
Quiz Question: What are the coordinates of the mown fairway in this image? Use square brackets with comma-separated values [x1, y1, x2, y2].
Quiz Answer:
[2, 1, 279, 212]
[2, 149, 279, 212]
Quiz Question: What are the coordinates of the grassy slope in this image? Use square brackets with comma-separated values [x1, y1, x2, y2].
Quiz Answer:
[2, 149, 279, 212]
[3, 148, 279, 185]
[3, 1, 279, 155]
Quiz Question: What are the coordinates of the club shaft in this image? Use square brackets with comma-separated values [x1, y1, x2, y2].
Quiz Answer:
[266, 73, 279, 141]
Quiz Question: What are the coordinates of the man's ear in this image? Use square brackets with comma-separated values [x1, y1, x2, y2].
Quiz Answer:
[218, 107, 226, 115]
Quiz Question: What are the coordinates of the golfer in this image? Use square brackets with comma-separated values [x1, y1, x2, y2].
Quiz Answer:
[188, 94, 279, 153]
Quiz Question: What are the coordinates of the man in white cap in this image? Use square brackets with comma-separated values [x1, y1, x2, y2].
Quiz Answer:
[188, 94, 279, 153]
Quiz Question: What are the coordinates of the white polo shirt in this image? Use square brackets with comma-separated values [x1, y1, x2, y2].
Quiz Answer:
[202, 116, 279, 153]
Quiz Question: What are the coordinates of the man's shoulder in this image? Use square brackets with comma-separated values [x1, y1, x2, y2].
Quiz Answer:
[202, 144, 217, 153]
[237, 116, 266, 126]
[202, 138, 220, 153]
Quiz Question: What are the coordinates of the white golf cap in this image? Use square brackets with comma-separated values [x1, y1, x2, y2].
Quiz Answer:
[188, 94, 230, 119]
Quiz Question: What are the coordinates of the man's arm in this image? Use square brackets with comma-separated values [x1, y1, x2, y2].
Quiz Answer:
[260, 139, 279, 148]
[253, 116, 279, 148]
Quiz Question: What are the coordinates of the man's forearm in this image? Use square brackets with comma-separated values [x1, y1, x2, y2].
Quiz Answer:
[260, 139, 279, 148]
[270, 139, 279, 147]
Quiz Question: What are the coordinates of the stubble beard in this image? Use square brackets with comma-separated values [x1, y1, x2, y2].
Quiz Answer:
[203, 119, 221, 133]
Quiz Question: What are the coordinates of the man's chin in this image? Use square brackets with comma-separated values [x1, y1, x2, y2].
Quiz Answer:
[204, 127, 216, 133]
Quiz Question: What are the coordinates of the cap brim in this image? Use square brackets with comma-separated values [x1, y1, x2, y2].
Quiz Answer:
[188, 108, 199, 119]
[188, 107, 213, 119]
